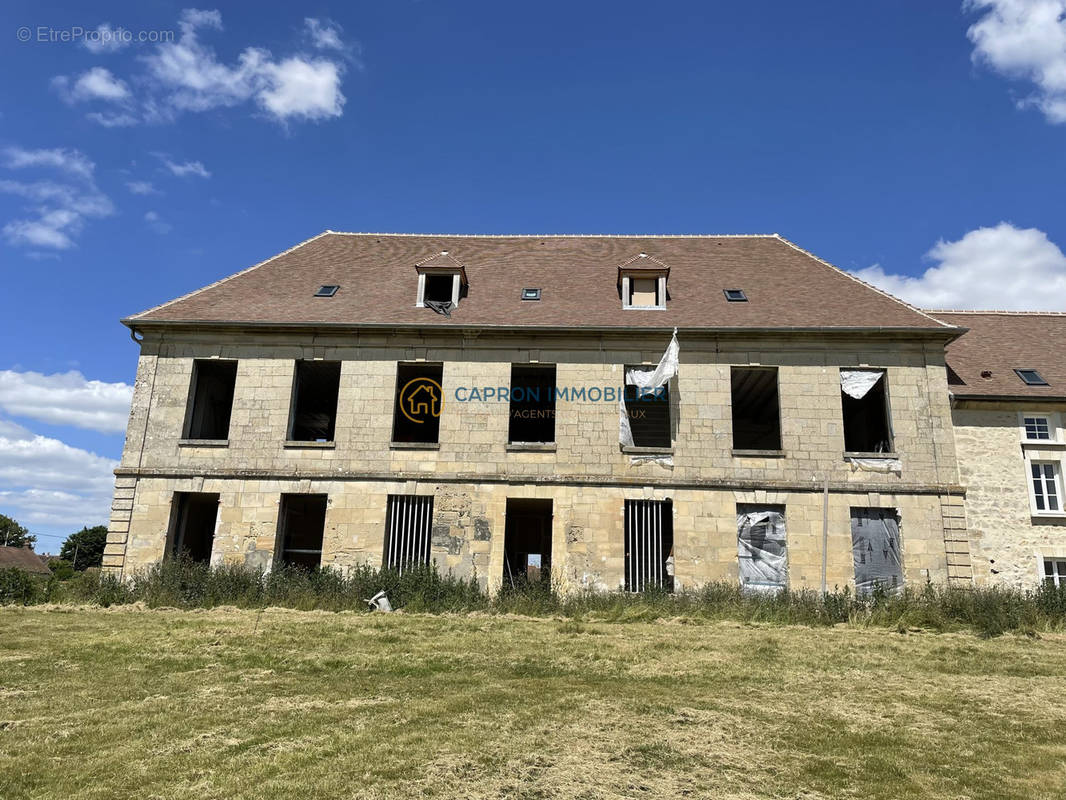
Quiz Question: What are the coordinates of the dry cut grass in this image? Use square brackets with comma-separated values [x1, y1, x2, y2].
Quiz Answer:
[1, 606, 1065, 799]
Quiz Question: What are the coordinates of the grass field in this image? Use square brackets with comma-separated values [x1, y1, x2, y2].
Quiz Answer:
[1, 607, 1065, 799]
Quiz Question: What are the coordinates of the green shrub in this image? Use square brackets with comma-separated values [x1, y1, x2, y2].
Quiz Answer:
[6, 557, 1066, 637]
[0, 568, 44, 605]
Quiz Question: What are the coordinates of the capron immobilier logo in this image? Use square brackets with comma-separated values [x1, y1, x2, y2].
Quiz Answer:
[399, 376, 444, 424]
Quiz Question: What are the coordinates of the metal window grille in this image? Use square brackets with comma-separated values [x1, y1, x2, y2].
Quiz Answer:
[383, 495, 433, 573]
[624, 499, 673, 592]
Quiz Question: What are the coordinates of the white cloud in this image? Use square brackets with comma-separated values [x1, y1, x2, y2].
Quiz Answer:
[305, 18, 345, 51]
[258, 57, 346, 121]
[66, 9, 349, 126]
[0, 421, 117, 528]
[82, 23, 132, 55]
[0, 370, 133, 433]
[965, 0, 1066, 124]
[52, 67, 131, 103]
[86, 111, 140, 128]
[156, 155, 211, 178]
[144, 210, 172, 234]
[852, 222, 1066, 311]
[126, 180, 159, 195]
[0, 149, 113, 251]
[3, 146, 94, 180]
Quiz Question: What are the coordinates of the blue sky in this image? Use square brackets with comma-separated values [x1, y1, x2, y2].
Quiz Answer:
[1, 0, 1065, 550]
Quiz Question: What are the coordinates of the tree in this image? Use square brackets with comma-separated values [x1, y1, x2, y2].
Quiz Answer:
[60, 526, 108, 570]
[0, 514, 36, 549]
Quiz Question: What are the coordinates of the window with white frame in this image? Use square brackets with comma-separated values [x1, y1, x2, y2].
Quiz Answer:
[620, 272, 667, 309]
[1024, 416, 1052, 441]
[1031, 461, 1062, 513]
[416, 270, 462, 308]
[1045, 558, 1066, 588]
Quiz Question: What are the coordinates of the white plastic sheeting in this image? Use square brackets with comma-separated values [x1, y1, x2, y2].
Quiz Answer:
[846, 456, 902, 474]
[840, 369, 884, 400]
[850, 508, 903, 596]
[619, 329, 679, 447]
[736, 509, 788, 593]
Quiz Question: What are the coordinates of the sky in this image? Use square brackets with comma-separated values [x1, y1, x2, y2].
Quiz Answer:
[1, 0, 1065, 550]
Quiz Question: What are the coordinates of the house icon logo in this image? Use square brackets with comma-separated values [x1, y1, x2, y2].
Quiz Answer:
[399, 377, 443, 424]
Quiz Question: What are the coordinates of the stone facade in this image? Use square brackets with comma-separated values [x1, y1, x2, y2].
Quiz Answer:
[104, 327, 968, 592]
[951, 401, 1066, 588]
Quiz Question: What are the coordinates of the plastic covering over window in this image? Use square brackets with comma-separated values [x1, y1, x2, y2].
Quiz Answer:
[850, 508, 903, 596]
[619, 329, 679, 448]
[736, 507, 787, 593]
[840, 369, 884, 399]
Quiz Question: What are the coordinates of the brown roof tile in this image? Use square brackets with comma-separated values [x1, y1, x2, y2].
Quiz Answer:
[935, 311, 1066, 400]
[127, 232, 953, 332]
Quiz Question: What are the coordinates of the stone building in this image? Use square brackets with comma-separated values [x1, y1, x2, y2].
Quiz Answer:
[939, 312, 1066, 589]
[103, 232, 973, 593]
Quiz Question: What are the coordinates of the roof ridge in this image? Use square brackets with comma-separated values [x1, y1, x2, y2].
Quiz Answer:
[928, 309, 1066, 316]
[773, 236, 956, 329]
[125, 230, 333, 322]
[324, 231, 780, 239]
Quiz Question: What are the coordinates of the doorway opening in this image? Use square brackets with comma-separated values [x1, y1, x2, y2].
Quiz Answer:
[503, 498, 553, 590]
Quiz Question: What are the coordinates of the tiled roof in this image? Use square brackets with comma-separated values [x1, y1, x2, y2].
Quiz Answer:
[0, 546, 51, 574]
[127, 232, 954, 332]
[935, 311, 1066, 400]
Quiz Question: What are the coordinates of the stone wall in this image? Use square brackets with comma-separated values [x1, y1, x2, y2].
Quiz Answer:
[952, 401, 1066, 588]
[104, 327, 965, 589]
[109, 474, 954, 592]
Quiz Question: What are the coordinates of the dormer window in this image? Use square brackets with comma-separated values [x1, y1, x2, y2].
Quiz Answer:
[415, 251, 468, 314]
[618, 253, 669, 310]
[423, 275, 455, 304]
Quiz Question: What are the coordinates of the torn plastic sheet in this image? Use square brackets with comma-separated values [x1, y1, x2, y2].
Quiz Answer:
[840, 369, 884, 400]
[736, 510, 787, 593]
[851, 508, 903, 595]
[619, 328, 679, 447]
[424, 300, 453, 317]
[846, 457, 902, 474]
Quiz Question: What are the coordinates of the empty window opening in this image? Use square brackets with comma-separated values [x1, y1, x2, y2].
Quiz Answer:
[724, 289, 747, 302]
[628, 277, 660, 307]
[736, 505, 787, 593]
[624, 370, 671, 448]
[424, 274, 455, 304]
[731, 367, 781, 450]
[840, 369, 892, 453]
[288, 361, 341, 442]
[509, 364, 556, 443]
[1025, 416, 1052, 440]
[851, 508, 903, 596]
[314, 285, 339, 297]
[383, 494, 433, 574]
[167, 492, 219, 563]
[1015, 368, 1048, 386]
[1045, 558, 1066, 588]
[624, 499, 674, 592]
[277, 494, 327, 569]
[184, 360, 237, 440]
[503, 499, 553, 590]
[1031, 462, 1062, 512]
[392, 363, 444, 443]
